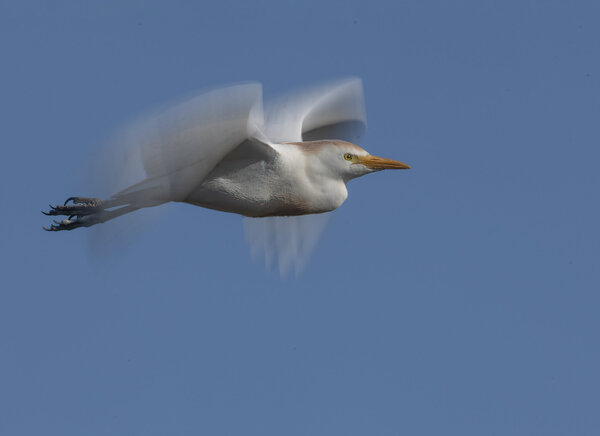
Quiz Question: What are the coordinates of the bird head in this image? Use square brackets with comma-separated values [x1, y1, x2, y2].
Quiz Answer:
[307, 140, 411, 182]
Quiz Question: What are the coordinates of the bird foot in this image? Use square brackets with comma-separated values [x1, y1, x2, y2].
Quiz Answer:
[43, 215, 104, 231]
[42, 197, 106, 231]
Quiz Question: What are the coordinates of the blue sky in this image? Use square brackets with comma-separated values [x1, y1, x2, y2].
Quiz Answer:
[1, 1, 599, 434]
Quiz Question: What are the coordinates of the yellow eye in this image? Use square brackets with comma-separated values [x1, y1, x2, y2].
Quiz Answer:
[344, 153, 353, 161]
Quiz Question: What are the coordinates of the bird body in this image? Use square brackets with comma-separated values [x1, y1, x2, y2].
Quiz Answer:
[185, 141, 353, 217]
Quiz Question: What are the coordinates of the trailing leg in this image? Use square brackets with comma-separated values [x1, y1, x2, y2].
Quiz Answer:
[42, 197, 138, 231]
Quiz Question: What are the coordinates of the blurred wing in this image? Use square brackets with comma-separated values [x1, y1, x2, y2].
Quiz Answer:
[242, 78, 366, 275]
[262, 77, 366, 144]
[103, 83, 263, 205]
[243, 213, 332, 277]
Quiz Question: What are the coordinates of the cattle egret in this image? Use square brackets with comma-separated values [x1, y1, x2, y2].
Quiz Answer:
[43, 78, 410, 272]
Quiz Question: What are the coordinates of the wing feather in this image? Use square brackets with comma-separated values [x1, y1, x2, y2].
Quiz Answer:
[244, 213, 332, 276]
[262, 78, 366, 144]
[107, 83, 263, 204]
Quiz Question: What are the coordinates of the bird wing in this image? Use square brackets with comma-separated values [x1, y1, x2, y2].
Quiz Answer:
[262, 77, 366, 144]
[241, 79, 366, 275]
[108, 83, 264, 204]
[243, 212, 332, 276]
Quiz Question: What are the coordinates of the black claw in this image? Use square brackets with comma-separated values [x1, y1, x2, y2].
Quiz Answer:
[44, 196, 109, 231]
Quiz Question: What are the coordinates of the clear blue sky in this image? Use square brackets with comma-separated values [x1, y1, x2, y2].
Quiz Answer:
[1, 1, 599, 434]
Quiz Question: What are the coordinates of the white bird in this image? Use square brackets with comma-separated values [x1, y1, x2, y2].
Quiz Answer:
[43, 78, 410, 272]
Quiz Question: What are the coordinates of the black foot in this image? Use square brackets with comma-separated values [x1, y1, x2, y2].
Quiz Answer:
[42, 197, 106, 231]
[43, 215, 104, 231]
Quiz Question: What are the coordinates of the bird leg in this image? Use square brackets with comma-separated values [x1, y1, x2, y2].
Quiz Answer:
[42, 196, 135, 231]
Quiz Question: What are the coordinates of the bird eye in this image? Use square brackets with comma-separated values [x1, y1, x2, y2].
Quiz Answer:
[344, 153, 353, 161]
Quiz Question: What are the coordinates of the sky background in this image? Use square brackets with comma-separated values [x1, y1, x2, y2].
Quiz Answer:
[1, 1, 599, 435]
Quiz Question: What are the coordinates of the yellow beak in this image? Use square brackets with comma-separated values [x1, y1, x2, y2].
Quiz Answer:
[358, 154, 411, 170]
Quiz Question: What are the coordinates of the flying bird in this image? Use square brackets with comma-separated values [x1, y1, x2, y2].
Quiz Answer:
[43, 78, 410, 271]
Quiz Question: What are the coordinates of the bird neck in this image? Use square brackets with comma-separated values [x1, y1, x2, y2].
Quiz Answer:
[301, 153, 349, 212]
[274, 143, 349, 213]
